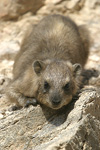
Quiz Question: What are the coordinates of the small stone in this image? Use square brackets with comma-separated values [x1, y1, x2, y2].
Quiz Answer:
[0, 113, 4, 119]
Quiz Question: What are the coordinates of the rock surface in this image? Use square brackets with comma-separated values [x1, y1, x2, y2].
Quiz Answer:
[0, 0, 44, 20]
[0, 0, 100, 149]
[0, 89, 100, 150]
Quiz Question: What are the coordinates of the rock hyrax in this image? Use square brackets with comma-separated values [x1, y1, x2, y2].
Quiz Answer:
[7, 14, 90, 109]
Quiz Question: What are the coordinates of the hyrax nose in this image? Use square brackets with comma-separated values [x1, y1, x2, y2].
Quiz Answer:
[52, 99, 61, 105]
[51, 96, 61, 105]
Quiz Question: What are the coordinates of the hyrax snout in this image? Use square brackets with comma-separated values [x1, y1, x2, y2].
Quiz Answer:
[7, 14, 90, 109]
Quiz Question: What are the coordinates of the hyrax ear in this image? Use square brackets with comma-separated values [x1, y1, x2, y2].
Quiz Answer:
[33, 60, 46, 75]
[73, 63, 82, 77]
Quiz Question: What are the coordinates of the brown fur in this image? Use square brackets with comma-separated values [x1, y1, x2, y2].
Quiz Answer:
[7, 14, 90, 109]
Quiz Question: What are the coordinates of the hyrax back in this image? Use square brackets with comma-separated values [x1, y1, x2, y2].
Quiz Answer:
[7, 14, 90, 109]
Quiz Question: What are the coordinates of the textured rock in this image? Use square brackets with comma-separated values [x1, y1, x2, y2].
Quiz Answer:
[37, 0, 85, 16]
[66, 0, 85, 12]
[0, 0, 44, 20]
[0, 89, 100, 149]
[84, 0, 100, 9]
[0, 15, 41, 60]
[45, 0, 63, 5]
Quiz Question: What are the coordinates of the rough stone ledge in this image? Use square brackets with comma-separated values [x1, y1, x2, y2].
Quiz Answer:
[0, 88, 100, 150]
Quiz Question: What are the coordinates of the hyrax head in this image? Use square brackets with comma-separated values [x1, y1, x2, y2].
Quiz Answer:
[33, 60, 82, 109]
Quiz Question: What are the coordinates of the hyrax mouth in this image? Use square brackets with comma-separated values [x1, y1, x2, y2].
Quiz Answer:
[50, 92, 62, 109]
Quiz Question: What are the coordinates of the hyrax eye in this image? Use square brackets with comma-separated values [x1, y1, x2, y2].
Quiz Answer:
[63, 82, 70, 91]
[44, 81, 50, 90]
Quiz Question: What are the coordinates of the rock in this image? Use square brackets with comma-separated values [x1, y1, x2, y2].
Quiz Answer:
[0, 15, 41, 60]
[0, 0, 44, 20]
[45, 0, 63, 5]
[0, 60, 13, 78]
[37, 0, 85, 16]
[84, 0, 100, 9]
[0, 88, 100, 149]
[80, 0, 100, 17]
[66, 0, 85, 12]
[0, 41, 20, 60]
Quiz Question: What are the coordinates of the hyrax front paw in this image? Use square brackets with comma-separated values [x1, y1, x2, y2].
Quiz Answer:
[9, 105, 22, 111]
[9, 98, 38, 111]
[25, 98, 38, 107]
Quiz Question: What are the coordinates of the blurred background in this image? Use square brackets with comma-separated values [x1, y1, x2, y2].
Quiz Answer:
[0, 0, 100, 80]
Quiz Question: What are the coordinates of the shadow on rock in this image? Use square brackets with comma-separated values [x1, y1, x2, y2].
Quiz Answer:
[40, 98, 77, 126]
